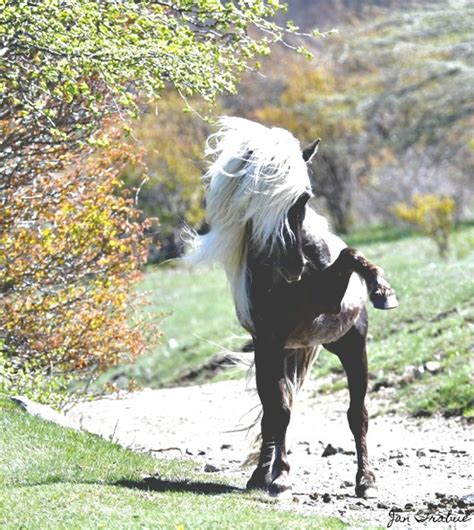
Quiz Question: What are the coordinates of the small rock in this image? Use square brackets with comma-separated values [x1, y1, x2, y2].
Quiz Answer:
[425, 361, 441, 373]
[396, 459, 404, 466]
[322, 493, 331, 503]
[372, 379, 391, 392]
[168, 338, 179, 349]
[401, 365, 417, 384]
[204, 463, 220, 473]
[220, 443, 232, 449]
[322, 443, 339, 457]
[416, 449, 426, 457]
[343, 480, 354, 488]
[309, 492, 320, 501]
[186, 448, 206, 456]
[449, 448, 467, 454]
[292, 496, 300, 504]
[377, 502, 389, 509]
[389, 451, 404, 459]
[414, 365, 425, 378]
[459, 494, 474, 507]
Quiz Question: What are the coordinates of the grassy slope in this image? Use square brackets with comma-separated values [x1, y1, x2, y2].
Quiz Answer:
[318, 224, 474, 417]
[0, 397, 344, 529]
[109, 224, 473, 418]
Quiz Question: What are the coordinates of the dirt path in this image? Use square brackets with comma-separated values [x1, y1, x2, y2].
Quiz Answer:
[67, 379, 473, 529]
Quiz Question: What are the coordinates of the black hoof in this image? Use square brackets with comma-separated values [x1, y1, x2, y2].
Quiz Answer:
[355, 483, 378, 498]
[355, 472, 377, 498]
[371, 291, 399, 310]
[247, 469, 291, 495]
[246, 468, 268, 491]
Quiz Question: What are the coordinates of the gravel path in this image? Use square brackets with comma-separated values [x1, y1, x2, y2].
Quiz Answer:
[67, 379, 473, 529]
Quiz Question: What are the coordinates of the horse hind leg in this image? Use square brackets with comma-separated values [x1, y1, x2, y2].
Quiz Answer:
[340, 248, 398, 310]
[324, 309, 377, 499]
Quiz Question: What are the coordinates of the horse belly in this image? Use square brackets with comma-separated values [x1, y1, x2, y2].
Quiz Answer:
[286, 273, 367, 347]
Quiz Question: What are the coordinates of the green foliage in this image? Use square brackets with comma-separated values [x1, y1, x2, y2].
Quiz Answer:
[393, 194, 456, 258]
[0, 1, 317, 403]
[0, 397, 345, 529]
[0, 129, 157, 406]
[122, 92, 214, 258]
[0, 1, 310, 133]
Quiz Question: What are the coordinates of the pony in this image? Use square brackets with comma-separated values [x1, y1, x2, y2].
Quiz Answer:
[188, 117, 398, 498]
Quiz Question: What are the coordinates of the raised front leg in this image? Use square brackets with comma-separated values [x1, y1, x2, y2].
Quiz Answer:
[335, 248, 398, 310]
[247, 339, 292, 494]
[324, 312, 377, 499]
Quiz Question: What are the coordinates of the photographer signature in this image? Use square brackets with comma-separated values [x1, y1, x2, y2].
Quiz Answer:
[387, 508, 472, 527]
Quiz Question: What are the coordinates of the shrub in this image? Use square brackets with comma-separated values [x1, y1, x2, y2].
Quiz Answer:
[0, 127, 159, 405]
[393, 194, 456, 258]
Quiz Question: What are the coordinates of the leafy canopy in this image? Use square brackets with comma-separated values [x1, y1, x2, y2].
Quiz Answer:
[0, 1, 307, 125]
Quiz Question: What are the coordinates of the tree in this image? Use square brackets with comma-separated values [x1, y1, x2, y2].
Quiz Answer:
[1, 128, 155, 404]
[122, 92, 213, 260]
[1, 1, 314, 402]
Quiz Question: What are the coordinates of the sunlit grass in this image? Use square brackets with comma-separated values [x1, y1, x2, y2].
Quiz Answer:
[0, 397, 345, 529]
[104, 224, 474, 417]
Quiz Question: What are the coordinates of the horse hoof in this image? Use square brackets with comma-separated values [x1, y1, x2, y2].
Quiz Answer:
[246, 477, 265, 491]
[370, 292, 399, 310]
[246, 469, 268, 491]
[269, 475, 292, 496]
[355, 484, 378, 499]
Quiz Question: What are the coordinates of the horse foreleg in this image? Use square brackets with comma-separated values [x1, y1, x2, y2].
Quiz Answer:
[324, 311, 377, 499]
[247, 340, 292, 494]
[338, 248, 398, 310]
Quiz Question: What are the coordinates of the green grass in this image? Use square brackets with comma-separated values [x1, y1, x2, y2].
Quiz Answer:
[99, 265, 246, 389]
[0, 397, 344, 529]
[104, 224, 474, 418]
[315, 223, 474, 417]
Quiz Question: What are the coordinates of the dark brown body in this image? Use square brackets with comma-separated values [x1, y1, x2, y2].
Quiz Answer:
[245, 205, 397, 497]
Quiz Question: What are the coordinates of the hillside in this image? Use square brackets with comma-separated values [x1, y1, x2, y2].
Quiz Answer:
[103, 224, 474, 419]
[130, 0, 473, 255]
[228, 0, 474, 230]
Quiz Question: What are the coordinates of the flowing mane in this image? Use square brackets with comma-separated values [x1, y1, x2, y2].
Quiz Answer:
[188, 117, 313, 327]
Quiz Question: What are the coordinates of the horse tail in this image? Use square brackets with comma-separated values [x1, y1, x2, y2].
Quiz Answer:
[244, 345, 321, 465]
[282, 345, 321, 409]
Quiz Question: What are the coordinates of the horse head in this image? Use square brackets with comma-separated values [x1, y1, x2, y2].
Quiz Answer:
[277, 191, 311, 282]
[276, 138, 320, 283]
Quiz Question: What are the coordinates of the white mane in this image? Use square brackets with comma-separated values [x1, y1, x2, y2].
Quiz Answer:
[187, 117, 314, 329]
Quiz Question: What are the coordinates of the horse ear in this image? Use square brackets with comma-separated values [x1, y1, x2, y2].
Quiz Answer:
[293, 191, 312, 210]
[302, 138, 321, 164]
